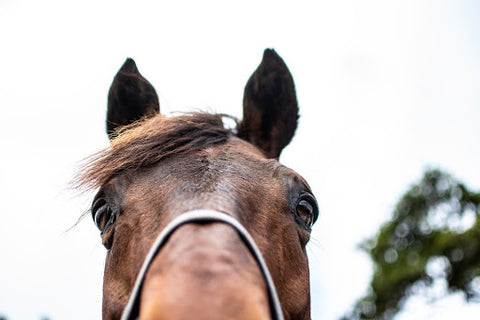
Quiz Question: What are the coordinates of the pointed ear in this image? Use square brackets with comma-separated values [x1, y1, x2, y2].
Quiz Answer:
[106, 58, 160, 139]
[237, 49, 299, 158]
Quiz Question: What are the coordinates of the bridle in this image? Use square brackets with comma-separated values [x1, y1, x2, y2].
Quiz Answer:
[120, 209, 285, 320]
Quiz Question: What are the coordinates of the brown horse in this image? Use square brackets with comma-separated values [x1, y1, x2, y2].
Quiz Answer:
[75, 49, 318, 320]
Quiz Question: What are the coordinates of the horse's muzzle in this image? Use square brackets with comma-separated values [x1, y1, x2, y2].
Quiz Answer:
[120, 210, 285, 320]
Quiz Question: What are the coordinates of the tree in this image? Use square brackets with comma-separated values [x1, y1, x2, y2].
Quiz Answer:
[344, 169, 480, 319]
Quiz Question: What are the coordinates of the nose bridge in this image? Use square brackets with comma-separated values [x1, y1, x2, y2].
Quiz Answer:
[146, 222, 257, 275]
[138, 221, 270, 320]
[121, 210, 285, 320]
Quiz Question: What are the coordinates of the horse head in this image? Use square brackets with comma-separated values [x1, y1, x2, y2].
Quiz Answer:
[76, 49, 318, 320]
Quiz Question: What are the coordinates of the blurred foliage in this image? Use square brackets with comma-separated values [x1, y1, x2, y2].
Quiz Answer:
[343, 169, 480, 319]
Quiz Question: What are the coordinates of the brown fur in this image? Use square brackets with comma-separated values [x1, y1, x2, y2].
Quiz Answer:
[94, 136, 313, 319]
[80, 49, 316, 320]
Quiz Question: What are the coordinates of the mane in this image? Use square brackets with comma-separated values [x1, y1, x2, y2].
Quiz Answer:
[73, 113, 234, 192]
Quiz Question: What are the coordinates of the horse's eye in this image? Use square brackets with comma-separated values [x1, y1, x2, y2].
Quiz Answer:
[295, 195, 319, 230]
[92, 199, 115, 233]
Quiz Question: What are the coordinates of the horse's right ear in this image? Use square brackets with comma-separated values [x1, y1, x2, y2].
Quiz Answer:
[237, 49, 299, 159]
[106, 58, 160, 140]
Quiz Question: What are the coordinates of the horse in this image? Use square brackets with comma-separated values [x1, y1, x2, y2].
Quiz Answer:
[75, 49, 318, 320]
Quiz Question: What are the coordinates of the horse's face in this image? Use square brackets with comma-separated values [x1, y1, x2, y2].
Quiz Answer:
[77, 50, 318, 320]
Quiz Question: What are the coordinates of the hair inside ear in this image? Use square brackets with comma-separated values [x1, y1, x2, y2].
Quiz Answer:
[238, 49, 299, 158]
[106, 58, 160, 139]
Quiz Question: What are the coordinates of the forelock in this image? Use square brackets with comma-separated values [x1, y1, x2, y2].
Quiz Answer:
[72, 113, 234, 192]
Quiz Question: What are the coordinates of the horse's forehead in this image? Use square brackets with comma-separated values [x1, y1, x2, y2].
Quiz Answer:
[171, 136, 272, 169]
[220, 135, 268, 158]
[125, 136, 288, 195]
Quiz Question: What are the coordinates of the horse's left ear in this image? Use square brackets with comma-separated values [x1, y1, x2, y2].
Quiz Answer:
[106, 58, 160, 140]
[238, 49, 299, 159]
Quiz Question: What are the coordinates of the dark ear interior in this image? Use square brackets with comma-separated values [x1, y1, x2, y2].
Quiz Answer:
[237, 49, 299, 158]
[106, 58, 160, 139]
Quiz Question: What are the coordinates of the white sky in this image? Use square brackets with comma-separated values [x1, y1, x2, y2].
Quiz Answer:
[1, 0, 479, 319]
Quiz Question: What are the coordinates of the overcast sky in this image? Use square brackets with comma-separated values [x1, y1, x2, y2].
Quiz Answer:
[1, 1, 479, 319]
